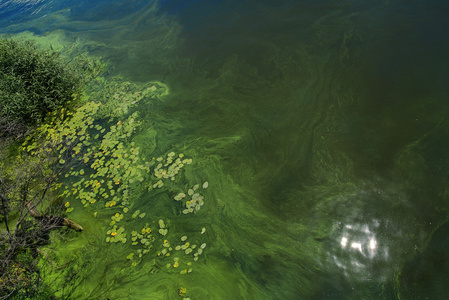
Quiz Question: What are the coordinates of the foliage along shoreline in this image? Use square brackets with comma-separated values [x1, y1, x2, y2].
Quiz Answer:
[1, 35, 208, 300]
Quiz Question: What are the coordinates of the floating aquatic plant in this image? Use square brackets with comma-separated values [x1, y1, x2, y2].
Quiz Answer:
[105, 225, 127, 243]
[132, 209, 141, 218]
[175, 183, 208, 215]
[149, 152, 192, 191]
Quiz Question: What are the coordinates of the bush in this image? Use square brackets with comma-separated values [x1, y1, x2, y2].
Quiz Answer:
[0, 37, 82, 128]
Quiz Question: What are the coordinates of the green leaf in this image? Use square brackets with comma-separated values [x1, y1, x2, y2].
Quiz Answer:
[132, 209, 140, 218]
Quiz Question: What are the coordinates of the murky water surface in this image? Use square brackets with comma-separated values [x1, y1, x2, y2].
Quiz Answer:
[1, 0, 449, 299]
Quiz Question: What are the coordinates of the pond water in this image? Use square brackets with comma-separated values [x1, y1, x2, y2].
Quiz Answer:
[2, 0, 449, 299]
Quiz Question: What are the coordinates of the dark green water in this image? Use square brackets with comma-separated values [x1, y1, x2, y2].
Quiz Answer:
[2, 0, 449, 299]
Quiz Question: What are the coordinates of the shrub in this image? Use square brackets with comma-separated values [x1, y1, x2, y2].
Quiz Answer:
[0, 37, 82, 128]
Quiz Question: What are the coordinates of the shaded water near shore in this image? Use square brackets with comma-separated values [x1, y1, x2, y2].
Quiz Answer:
[2, 0, 449, 299]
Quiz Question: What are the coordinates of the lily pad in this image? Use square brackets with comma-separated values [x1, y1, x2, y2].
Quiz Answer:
[132, 209, 141, 218]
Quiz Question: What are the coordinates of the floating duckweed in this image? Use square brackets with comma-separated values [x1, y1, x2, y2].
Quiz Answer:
[188, 268, 193, 273]
[173, 257, 179, 262]
[200, 243, 206, 249]
[193, 257, 198, 261]
[197, 249, 203, 255]
[180, 269, 188, 275]
[126, 253, 134, 260]
[191, 245, 197, 249]
[123, 207, 129, 213]
[158, 219, 165, 229]
[180, 236, 188, 242]
[159, 228, 168, 236]
[202, 181, 209, 189]
[188, 189, 194, 196]
[166, 263, 171, 268]
[175, 246, 181, 251]
[139, 212, 146, 218]
[185, 248, 193, 255]
[201, 227, 206, 234]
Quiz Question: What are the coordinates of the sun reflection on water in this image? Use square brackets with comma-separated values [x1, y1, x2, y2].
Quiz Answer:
[339, 223, 378, 257]
[328, 218, 393, 282]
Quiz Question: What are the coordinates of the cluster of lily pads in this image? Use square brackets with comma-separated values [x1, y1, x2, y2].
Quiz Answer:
[19, 60, 214, 281]
[64, 111, 148, 210]
[106, 225, 127, 243]
[158, 218, 168, 236]
[149, 152, 192, 190]
[157, 228, 208, 275]
[126, 224, 156, 266]
[110, 212, 124, 225]
[22, 100, 152, 215]
[174, 182, 208, 214]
